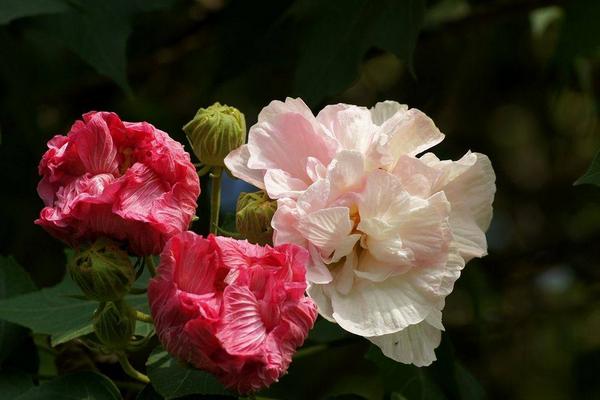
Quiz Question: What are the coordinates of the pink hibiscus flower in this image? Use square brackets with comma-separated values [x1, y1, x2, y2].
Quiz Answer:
[36, 111, 200, 255]
[148, 232, 317, 393]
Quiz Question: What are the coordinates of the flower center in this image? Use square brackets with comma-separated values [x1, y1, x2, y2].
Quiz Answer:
[119, 148, 134, 174]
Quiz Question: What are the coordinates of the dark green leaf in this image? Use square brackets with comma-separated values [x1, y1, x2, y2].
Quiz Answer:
[146, 346, 231, 399]
[37, 1, 132, 93]
[366, 346, 446, 400]
[556, 0, 600, 62]
[137, 384, 164, 400]
[427, 338, 486, 400]
[0, 371, 34, 398]
[0, 0, 69, 25]
[0, 273, 96, 346]
[308, 317, 352, 343]
[0, 256, 37, 363]
[15, 372, 120, 400]
[263, 340, 382, 400]
[575, 149, 600, 186]
[0, 257, 149, 346]
[292, 0, 425, 105]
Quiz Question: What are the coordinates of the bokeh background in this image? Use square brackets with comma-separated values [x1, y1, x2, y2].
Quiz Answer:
[1, 0, 599, 399]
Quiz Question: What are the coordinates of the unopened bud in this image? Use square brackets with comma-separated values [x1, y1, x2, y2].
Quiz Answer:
[93, 301, 136, 350]
[68, 238, 135, 302]
[236, 190, 277, 245]
[183, 102, 246, 167]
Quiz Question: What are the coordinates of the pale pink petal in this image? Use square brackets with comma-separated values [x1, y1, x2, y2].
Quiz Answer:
[427, 152, 496, 260]
[378, 108, 444, 168]
[264, 169, 308, 199]
[369, 101, 408, 125]
[326, 150, 365, 199]
[355, 249, 413, 282]
[307, 244, 333, 284]
[316, 104, 377, 154]
[297, 207, 353, 256]
[272, 199, 307, 247]
[224, 145, 266, 189]
[367, 318, 442, 367]
[391, 154, 442, 198]
[247, 110, 336, 183]
[329, 274, 434, 336]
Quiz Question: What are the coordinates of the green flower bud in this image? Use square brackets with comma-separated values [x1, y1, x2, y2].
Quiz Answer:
[93, 301, 136, 351]
[236, 190, 277, 245]
[68, 238, 135, 302]
[183, 102, 246, 167]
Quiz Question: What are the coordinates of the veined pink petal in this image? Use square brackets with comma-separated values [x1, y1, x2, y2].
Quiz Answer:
[72, 112, 118, 174]
[35, 111, 200, 255]
[148, 232, 316, 394]
[217, 286, 267, 355]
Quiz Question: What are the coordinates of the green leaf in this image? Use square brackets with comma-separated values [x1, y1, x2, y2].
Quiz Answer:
[0, 255, 150, 346]
[366, 346, 446, 400]
[556, 0, 600, 62]
[37, 1, 132, 94]
[0, 256, 37, 363]
[427, 338, 486, 400]
[292, 0, 425, 105]
[263, 341, 382, 400]
[146, 346, 231, 399]
[136, 384, 164, 400]
[0, 0, 69, 25]
[308, 317, 352, 343]
[0, 273, 96, 346]
[575, 149, 600, 186]
[0, 371, 34, 398]
[14, 372, 120, 400]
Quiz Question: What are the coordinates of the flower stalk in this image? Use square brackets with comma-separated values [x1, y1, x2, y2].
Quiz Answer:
[209, 167, 222, 234]
[135, 310, 154, 324]
[117, 353, 150, 384]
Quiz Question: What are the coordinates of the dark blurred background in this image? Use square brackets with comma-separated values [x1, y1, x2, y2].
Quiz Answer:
[1, 0, 599, 399]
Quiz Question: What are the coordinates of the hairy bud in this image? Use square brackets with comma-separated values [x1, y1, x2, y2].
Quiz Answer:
[236, 190, 277, 245]
[183, 102, 246, 167]
[68, 238, 135, 302]
[93, 301, 136, 350]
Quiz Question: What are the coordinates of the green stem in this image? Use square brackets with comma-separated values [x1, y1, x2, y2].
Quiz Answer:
[293, 344, 328, 359]
[129, 287, 147, 295]
[135, 310, 154, 324]
[128, 330, 155, 352]
[209, 167, 223, 235]
[117, 353, 150, 384]
[197, 164, 212, 176]
[145, 256, 157, 277]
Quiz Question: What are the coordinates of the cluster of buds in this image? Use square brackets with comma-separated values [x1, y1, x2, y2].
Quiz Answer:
[68, 238, 138, 351]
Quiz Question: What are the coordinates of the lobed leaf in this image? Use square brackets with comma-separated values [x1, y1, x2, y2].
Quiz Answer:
[146, 346, 232, 399]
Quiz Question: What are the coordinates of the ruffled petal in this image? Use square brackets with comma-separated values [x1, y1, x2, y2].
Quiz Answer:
[425, 152, 496, 260]
[72, 113, 118, 175]
[224, 145, 266, 189]
[297, 207, 353, 256]
[264, 169, 308, 199]
[367, 317, 442, 367]
[247, 100, 337, 183]
[217, 286, 267, 355]
[369, 101, 408, 125]
[378, 108, 444, 169]
[329, 274, 434, 336]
